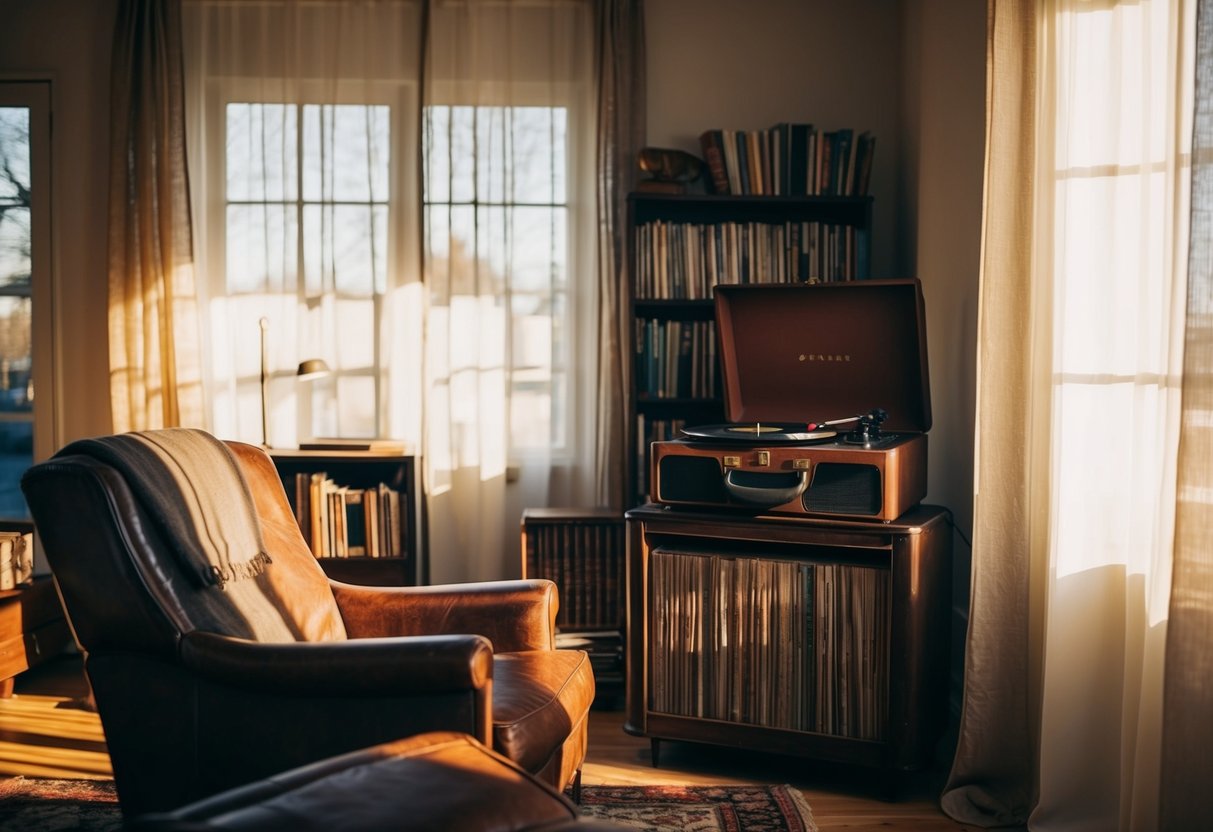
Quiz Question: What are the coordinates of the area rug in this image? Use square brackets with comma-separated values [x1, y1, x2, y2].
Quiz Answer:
[0, 778, 816, 832]
[578, 784, 817, 832]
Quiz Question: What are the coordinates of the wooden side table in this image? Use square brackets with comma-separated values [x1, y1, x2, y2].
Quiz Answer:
[0, 575, 71, 696]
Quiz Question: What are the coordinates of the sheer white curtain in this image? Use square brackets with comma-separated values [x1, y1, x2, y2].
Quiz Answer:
[182, 0, 599, 582]
[422, 0, 596, 583]
[943, 0, 1196, 829]
[181, 1, 425, 452]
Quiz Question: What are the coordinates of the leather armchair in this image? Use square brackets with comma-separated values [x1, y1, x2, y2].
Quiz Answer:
[21, 434, 595, 817]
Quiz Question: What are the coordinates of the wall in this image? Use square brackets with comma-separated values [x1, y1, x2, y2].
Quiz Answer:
[901, 0, 985, 724]
[645, 0, 909, 279]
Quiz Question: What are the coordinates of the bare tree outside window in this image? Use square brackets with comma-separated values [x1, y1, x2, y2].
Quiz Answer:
[0, 105, 34, 518]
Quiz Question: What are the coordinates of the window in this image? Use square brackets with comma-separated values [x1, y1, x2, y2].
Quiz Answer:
[423, 104, 571, 456]
[0, 82, 50, 521]
[206, 89, 581, 459]
[220, 99, 393, 441]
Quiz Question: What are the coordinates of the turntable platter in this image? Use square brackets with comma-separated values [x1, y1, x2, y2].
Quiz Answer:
[680, 423, 839, 444]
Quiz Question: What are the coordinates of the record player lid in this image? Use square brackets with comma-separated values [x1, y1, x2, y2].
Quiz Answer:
[714, 279, 931, 433]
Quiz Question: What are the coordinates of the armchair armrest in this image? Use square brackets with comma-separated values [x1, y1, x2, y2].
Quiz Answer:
[179, 630, 493, 695]
[330, 579, 558, 652]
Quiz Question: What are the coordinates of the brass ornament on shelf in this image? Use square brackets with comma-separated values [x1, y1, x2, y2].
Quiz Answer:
[636, 147, 705, 194]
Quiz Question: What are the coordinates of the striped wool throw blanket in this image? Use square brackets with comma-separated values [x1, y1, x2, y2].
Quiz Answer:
[57, 429, 271, 589]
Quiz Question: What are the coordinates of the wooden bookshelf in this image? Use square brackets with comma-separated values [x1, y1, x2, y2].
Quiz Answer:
[269, 450, 423, 586]
[625, 503, 950, 775]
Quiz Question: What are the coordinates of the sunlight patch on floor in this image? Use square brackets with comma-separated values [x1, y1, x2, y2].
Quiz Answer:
[0, 692, 111, 779]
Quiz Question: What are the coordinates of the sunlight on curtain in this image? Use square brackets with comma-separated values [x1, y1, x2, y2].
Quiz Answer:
[423, 0, 596, 582]
[109, 0, 204, 432]
[944, 1, 1196, 829]
[1031, 2, 1193, 829]
[181, 1, 424, 449]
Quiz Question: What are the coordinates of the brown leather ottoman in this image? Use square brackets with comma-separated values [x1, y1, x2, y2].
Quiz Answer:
[128, 731, 626, 831]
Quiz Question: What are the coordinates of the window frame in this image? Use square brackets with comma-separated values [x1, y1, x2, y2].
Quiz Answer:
[0, 80, 54, 523]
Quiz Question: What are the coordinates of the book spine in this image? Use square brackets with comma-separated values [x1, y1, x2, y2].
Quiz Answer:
[698, 130, 730, 195]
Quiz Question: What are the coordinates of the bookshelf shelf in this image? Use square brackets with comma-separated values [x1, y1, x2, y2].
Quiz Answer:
[625, 503, 951, 774]
[269, 449, 423, 587]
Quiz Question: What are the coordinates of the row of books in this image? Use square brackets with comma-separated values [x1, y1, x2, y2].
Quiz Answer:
[0, 532, 32, 591]
[524, 520, 625, 631]
[293, 473, 405, 559]
[634, 319, 717, 401]
[634, 220, 863, 299]
[699, 124, 875, 197]
[648, 548, 890, 740]
[634, 415, 687, 500]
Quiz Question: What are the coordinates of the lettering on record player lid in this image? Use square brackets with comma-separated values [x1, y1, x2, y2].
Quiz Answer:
[713, 278, 932, 433]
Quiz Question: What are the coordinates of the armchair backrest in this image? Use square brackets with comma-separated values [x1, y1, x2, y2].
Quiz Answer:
[21, 436, 347, 658]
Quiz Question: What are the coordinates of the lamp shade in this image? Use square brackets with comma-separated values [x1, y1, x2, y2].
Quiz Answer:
[296, 359, 330, 381]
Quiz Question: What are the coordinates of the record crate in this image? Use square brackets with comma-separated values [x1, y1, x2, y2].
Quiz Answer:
[520, 507, 625, 703]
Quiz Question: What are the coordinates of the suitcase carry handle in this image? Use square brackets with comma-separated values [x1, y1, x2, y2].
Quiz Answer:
[723, 469, 810, 506]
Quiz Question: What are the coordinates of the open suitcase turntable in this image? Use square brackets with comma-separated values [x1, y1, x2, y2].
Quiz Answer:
[650, 279, 932, 522]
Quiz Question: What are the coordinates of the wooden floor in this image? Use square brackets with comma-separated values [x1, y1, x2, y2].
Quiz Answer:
[0, 655, 973, 830]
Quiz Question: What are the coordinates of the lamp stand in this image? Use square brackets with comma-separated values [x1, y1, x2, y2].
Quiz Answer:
[259, 317, 270, 448]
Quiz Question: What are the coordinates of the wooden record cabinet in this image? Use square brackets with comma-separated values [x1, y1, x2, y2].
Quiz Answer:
[625, 503, 950, 773]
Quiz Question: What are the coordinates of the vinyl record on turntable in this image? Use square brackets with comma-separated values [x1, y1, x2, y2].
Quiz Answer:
[680, 423, 838, 444]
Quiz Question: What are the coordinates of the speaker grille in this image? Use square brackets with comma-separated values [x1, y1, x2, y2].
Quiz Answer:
[804, 463, 882, 515]
[657, 456, 728, 503]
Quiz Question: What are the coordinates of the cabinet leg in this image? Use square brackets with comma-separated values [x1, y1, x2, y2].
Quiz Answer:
[650, 738, 661, 768]
[0, 677, 13, 698]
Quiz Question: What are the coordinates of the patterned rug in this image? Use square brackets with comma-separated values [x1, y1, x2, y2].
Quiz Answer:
[0, 777, 816, 832]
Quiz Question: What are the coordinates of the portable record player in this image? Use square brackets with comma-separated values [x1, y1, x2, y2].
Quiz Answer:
[650, 278, 931, 522]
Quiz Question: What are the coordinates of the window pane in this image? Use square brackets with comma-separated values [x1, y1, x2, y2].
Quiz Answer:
[0, 422, 31, 518]
[303, 204, 387, 296]
[0, 103, 33, 521]
[0, 107, 30, 293]
[0, 297, 31, 414]
[423, 102, 571, 454]
[510, 205, 565, 291]
[227, 103, 297, 202]
[507, 106, 566, 204]
[226, 204, 298, 293]
[302, 104, 390, 202]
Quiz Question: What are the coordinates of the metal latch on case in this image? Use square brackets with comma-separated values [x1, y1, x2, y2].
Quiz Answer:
[756, 451, 770, 467]
[792, 458, 811, 471]
[722, 455, 741, 468]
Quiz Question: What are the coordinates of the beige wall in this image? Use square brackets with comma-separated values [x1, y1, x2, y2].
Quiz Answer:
[900, 0, 985, 718]
[645, 0, 909, 279]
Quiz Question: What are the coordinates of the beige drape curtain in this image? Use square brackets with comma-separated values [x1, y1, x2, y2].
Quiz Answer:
[1161, 1, 1213, 826]
[940, 2, 1041, 824]
[593, 0, 645, 509]
[945, 0, 1202, 828]
[107, 0, 204, 432]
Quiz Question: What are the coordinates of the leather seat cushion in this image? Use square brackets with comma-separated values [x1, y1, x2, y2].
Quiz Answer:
[492, 650, 595, 774]
[129, 732, 586, 832]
